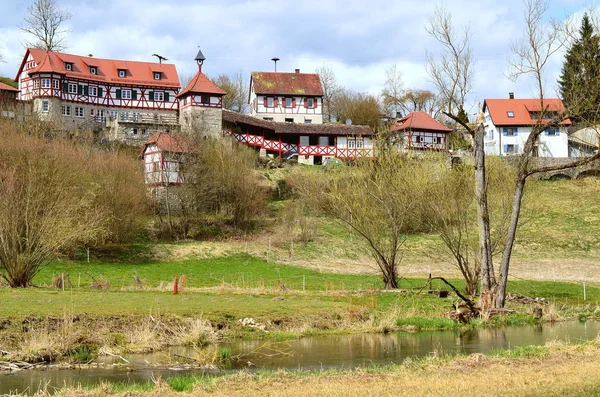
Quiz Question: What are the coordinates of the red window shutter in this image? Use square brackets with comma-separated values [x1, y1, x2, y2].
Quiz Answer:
[274, 97, 279, 107]
[314, 98, 318, 109]
[263, 97, 267, 107]
[292, 98, 296, 108]
[304, 98, 308, 108]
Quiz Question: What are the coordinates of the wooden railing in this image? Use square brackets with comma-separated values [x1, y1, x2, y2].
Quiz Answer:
[230, 131, 373, 159]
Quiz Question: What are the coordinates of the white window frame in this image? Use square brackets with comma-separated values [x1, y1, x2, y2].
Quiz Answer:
[62, 105, 71, 116]
[118, 70, 126, 78]
[41, 78, 50, 88]
[34, 80, 40, 89]
[355, 137, 364, 149]
[267, 97, 274, 107]
[505, 144, 517, 154]
[307, 98, 314, 108]
[154, 91, 164, 102]
[348, 138, 356, 149]
[154, 72, 161, 80]
[65, 63, 72, 71]
[506, 127, 517, 136]
[75, 107, 84, 118]
[90, 67, 97, 75]
[285, 97, 292, 108]
[119, 112, 128, 121]
[121, 89, 132, 100]
[546, 127, 559, 136]
[89, 86, 98, 97]
[507, 111, 515, 118]
[42, 101, 49, 112]
[52, 79, 59, 90]
[68, 83, 77, 94]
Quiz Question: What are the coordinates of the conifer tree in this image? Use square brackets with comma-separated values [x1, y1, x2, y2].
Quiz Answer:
[558, 14, 600, 124]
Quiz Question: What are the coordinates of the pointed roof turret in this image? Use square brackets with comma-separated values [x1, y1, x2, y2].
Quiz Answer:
[195, 49, 206, 62]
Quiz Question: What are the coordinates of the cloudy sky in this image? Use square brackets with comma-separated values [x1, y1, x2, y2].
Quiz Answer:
[0, 0, 594, 113]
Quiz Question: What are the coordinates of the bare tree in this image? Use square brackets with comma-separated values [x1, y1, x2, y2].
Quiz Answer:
[315, 149, 426, 289]
[212, 71, 248, 112]
[424, 158, 513, 297]
[400, 89, 441, 118]
[425, 6, 474, 116]
[425, 5, 495, 310]
[493, 0, 600, 308]
[21, 0, 72, 51]
[332, 89, 382, 129]
[381, 64, 404, 117]
[316, 64, 341, 122]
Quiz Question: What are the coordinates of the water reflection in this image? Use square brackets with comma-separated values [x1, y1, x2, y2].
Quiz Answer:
[2, 321, 599, 395]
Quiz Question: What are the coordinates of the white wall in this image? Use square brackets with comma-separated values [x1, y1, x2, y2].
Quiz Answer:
[483, 109, 568, 157]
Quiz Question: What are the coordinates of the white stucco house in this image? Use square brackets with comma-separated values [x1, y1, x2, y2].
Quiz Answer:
[482, 95, 570, 157]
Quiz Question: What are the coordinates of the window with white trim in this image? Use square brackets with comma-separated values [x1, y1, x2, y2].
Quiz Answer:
[545, 127, 560, 136]
[119, 112, 128, 121]
[121, 89, 132, 99]
[52, 80, 59, 89]
[89, 86, 98, 96]
[267, 97, 274, 107]
[41, 78, 50, 88]
[68, 83, 77, 94]
[90, 67, 97, 75]
[75, 107, 84, 118]
[118, 70, 126, 78]
[285, 97, 292, 108]
[507, 111, 515, 118]
[504, 144, 517, 154]
[154, 72, 161, 80]
[307, 98, 314, 108]
[62, 105, 71, 116]
[34, 80, 39, 89]
[65, 63, 72, 71]
[42, 101, 49, 112]
[154, 91, 164, 101]
[503, 127, 517, 136]
[348, 138, 356, 149]
[355, 137, 364, 149]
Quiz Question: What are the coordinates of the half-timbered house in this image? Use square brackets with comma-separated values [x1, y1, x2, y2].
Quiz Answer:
[177, 50, 226, 137]
[16, 48, 181, 144]
[390, 112, 451, 152]
[223, 109, 374, 165]
[248, 70, 323, 124]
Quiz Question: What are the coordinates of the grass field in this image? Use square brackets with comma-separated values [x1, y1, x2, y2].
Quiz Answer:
[0, 178, 599, 363]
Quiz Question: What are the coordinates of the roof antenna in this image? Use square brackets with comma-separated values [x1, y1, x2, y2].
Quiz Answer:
[152, 54, 168, 64]
[271, 57, 280, 72]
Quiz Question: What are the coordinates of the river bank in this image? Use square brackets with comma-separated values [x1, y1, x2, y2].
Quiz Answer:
[5, 338, 600, 396]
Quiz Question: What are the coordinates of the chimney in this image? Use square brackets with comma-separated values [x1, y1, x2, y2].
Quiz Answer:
[509, 92, 514, 99]
[295, 68, 300, 74]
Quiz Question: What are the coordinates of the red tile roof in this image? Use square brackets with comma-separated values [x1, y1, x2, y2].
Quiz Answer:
[176, 69, 226, 98]
[142, 133, 191, 156]
[0, 82, 19, 92]
[250, 71, 323, 96]
[18, 48, 180, 88]
[222, 109, 373, 136]
[483, 98, 571, 126]
[390, 112, 452, 133]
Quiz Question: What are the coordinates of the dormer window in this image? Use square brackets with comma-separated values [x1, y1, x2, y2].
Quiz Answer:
[90, 67, 97, 75]
[118, 69, 127, 78]
[154, 72, 161, 80]
[65, 63, 73, 71]
[507, 111, 515, 118]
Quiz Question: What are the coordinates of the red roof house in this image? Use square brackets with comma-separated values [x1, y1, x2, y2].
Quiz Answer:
[390, 112, 452, 151]
[248, 69, 324, 124]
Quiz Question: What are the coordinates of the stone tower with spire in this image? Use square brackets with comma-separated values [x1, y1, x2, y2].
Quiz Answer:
[176, 49, 226, 137]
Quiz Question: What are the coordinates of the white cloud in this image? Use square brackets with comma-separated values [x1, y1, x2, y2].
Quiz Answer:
[0, 0, 592, 105]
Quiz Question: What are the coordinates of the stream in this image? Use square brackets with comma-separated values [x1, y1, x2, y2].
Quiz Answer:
[2, 320, 599, 395]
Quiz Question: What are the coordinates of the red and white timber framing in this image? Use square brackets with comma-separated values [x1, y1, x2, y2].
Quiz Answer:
[19, 56, 179, 111]
[404, 131, 448, 151]
[143, 144, 184, 186]
[179, 94, 223, 110]
[225, 130, 374, 159]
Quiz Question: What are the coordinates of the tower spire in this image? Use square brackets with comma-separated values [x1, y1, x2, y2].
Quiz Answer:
[195, 48, 206, 72]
